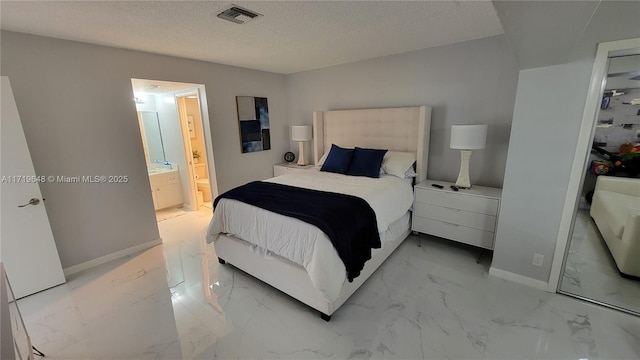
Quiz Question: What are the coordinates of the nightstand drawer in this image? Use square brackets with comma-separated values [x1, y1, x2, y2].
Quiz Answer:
[414, 203, 497, 232]
[412, 216, 494, 249]
[415, 189, 498, 215]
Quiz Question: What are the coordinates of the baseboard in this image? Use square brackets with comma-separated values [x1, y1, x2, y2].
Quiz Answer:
[63, 238, 162, 277]
[489, 267, 549, 291]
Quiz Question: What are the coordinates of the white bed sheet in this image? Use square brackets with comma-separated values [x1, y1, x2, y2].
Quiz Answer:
[206, 169, 413, 302]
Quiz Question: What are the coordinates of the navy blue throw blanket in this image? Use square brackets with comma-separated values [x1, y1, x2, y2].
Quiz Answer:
[214, 181, 380, 281]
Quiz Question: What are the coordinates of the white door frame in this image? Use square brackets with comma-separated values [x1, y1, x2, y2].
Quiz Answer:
[175, 94, 197, 210]
[548, 37, 640, 292]
[174, 86, 218, 209]
[195, 86, 219, 199]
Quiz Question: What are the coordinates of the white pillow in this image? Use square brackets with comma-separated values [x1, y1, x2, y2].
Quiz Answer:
[381, 151, 416, 178]
[317, 152, 330, 166]
[404, 167, 418, 178]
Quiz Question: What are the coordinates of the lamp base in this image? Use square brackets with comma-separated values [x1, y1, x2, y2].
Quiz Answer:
[297, 141, 308, 166]
[454, 150, 472, 189]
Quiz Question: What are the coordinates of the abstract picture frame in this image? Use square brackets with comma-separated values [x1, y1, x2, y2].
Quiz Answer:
[236, 96, 270, 153]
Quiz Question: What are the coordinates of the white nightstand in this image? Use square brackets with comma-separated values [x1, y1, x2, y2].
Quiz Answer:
[273, 163, 314, 177]
[412, 180, 502, 250]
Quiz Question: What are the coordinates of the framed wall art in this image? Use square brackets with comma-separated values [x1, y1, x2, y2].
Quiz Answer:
[236, 96, 270, 153]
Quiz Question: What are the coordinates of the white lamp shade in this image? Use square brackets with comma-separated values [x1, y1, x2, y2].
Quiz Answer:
[291, 125, 312, 141]
[450, 125, 488, 150]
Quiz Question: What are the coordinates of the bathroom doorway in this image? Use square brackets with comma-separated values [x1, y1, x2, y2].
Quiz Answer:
[131, 78, 218, 221]
[176, 92, 215, 211]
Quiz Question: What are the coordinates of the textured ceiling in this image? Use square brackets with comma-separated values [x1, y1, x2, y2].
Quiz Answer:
[0, 1, 503, 74]
[492, 0, 600, 70]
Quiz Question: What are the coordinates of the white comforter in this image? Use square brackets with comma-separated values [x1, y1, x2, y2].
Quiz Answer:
[206, 168, 414, 301]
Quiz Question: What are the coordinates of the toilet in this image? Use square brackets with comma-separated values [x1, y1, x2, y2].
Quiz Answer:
[196, 178, 211, 202]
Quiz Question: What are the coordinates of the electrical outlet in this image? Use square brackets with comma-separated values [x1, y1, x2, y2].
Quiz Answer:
[532, 254, 544, 267]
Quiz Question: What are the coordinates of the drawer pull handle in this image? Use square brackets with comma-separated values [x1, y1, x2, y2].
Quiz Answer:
[442, 222, 460, 227]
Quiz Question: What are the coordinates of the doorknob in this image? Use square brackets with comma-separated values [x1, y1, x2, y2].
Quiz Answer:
[18, 198, 40, 207]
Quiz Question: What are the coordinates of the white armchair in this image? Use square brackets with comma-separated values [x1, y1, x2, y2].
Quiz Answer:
[590, 176, 640, 278]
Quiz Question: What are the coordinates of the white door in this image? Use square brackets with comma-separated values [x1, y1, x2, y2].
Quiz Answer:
[0, 76, 65, 299]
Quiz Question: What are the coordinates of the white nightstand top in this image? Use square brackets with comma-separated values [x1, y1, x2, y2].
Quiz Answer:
[275, 163, 315, 170]
[416, 179, 502, 198]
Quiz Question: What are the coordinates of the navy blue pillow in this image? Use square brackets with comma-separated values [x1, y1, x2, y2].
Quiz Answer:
[347, 147, 388, 178]
[320, 144, 354, 174]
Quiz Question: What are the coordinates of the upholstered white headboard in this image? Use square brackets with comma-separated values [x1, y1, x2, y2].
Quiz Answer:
[312, 106, 432, 183]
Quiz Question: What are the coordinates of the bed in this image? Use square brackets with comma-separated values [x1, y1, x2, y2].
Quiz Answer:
[207, 106, 432, 320]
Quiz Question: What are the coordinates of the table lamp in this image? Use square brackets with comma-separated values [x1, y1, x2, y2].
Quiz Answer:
[450, 124, 488, 189]
[291, 125, 312, 166]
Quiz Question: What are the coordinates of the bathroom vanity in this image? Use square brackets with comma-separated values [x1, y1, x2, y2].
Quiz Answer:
[148, 168, 183, 210]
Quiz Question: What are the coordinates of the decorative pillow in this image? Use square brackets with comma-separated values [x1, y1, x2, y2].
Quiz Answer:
[320, 144, 354, 174]
[347, 147, 388, 178]
[381, 151, 417, 178]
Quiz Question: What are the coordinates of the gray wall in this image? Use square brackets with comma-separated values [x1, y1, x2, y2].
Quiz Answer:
[286, 35, 519, 188]
[492, 0, 640, 283]
[492, 63, 587, 281]
[0, 31, 287, 268]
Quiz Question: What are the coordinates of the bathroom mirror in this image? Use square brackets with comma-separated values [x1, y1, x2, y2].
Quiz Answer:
[138, 111, 166, 164]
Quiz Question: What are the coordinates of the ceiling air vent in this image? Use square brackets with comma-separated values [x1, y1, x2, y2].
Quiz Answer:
[217, 5, 263, 24]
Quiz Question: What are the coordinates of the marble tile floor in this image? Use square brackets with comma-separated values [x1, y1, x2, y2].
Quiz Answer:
[560, 209, 640, 315]
[17, 211, 640, 359]
[155, 207, 187, 222]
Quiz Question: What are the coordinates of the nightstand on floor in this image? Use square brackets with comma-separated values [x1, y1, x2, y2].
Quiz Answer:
[273, 163, 314, 177]
[412, 180, 502, 261]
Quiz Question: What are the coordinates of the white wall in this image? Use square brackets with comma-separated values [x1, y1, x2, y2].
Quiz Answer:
[491, 0, 640, 284]
[0, 31, 287, 269]
[286, 35, 519, 187]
